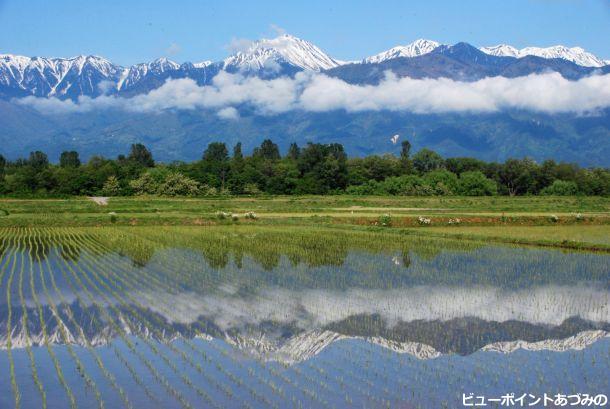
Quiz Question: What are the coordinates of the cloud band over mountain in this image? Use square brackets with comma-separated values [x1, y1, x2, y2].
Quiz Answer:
[17, 71, 610, 116]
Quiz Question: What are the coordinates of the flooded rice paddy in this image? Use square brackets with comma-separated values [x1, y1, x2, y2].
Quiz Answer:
[0, 226, 608, 408]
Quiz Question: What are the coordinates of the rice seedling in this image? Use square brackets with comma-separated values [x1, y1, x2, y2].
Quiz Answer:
[0, 225, 607, 408]
[67, 232, 272, 409]
[2, 229, 22, 409]
[74, 228, 340, 409]
[47, 236, 194, 409]
[22, 230, 79, 409]
[40, 229, 154, 408]
[33, 228, 133, 409]
[20, 231, 47, 409]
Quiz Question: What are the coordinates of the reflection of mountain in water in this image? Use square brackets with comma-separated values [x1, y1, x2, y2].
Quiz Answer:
[1, 228, 609, 364]
[1, 301, 608, 363]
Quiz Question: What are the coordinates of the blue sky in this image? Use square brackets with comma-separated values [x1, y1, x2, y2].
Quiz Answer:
[1, 0, 608, 65]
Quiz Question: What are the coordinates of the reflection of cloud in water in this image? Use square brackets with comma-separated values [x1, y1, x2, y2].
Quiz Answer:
[136, 285, 608, 328]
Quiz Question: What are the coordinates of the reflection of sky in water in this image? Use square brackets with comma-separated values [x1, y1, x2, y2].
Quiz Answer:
[0, 337, 608, 409]
[0, 236, 609, 409]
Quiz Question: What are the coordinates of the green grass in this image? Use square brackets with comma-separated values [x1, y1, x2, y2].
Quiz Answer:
[0, 195, 608, 250]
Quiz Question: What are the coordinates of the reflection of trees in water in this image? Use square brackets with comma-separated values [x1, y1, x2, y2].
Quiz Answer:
[401, 251, 411, 268]
[21, 236, 51, 261]
[60, 243, 81, 262]
[325, 314, 610, 355]
[80, 226, 609, 290]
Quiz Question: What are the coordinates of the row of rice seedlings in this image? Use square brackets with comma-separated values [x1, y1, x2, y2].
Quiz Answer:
[18, 231, 47, 409]
[315, 339, 417, 406]
[119, 232, 361, 408]
[84, 232, 346, 409]
[20, 230, 79, 409]
[74, 230, 321, 409]
[58, 234, 217, 409]
[1, 230, 22, 409]
[30, 229, 132, 409]
[45, 232, 194, 409]
[75, 231, 303, 399]
[40, 229, 158, 407]
[48, 226, 249, 404]
[143, 231, 414, 405]
[83, 225, 510, 406]
[62, 231, 239, 409]
[105, 228, 428, 406]
[136, 235, 373, 407]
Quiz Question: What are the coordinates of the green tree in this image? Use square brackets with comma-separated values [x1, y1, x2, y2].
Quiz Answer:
[228, 143, 245, 194]
[60, 151, 81, 168]
[412, 149, 444, 173]
[253, 139, 281, 161]
[297, 143, 348, 193]
[201, 142, 230, 189]
[445, 157, 487, 175]
[498, 158, 537, 196]
[287, 143, 300, 160]
[0, 155, 6, 186]
[28, 151, 49, 171]
[128, 143, 155, 167]
[400, 140, 413, 173]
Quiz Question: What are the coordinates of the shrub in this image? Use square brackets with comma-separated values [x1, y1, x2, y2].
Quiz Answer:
[157, 172, 201, 196]
[243, 183, 261, 195]
[412, 149, 444, 173]
[458, 171, 498, 196]
[378, 214, 392, 227]
[102, 176, 121, 196]
[417, 216, 431, 225]
[216, 211, 231, 220]
[129, 172, 158, 195]
[424, 170, 458, 195]
[540, 180, 579, 196]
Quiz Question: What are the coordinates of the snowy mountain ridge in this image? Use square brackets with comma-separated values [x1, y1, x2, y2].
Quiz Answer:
[479, 44, 607, 68]
[362, 39, 441, 63]
[1, 34, 608, 99]
[222, 34, 342, 72]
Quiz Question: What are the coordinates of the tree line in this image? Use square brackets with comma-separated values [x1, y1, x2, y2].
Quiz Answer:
[0, 140, 608, 197]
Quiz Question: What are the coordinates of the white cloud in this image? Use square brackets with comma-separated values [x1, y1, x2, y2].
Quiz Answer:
[166, 42, 182, 56]
[217, 106, 239, 120]
[97, 80, 116, 95]
[16, 71, 610, 116]
[225, 37, 254, 53]
[269, 24, 287, 37]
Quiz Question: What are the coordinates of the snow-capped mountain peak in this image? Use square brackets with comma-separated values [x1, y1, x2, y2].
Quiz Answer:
[363, 39, 441, 64]
[223, 33, 342, 72]
[149, 57, 180, 72]
[479, 44, 520, 58]
[193, 60, 213, 68]
[480, 44, 607, 67]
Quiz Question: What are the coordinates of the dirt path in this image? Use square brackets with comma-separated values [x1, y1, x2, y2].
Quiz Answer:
[87, 197, 109, 206]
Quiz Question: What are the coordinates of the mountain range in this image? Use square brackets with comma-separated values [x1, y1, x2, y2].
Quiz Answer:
[1, 35, 608, 100]
[0, 34, 609, 165]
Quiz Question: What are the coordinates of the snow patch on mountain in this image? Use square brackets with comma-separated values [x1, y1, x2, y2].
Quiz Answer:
[363, 39, 441, 63]
[223, 34, 342, 71]
[480, 44, 607, 67]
